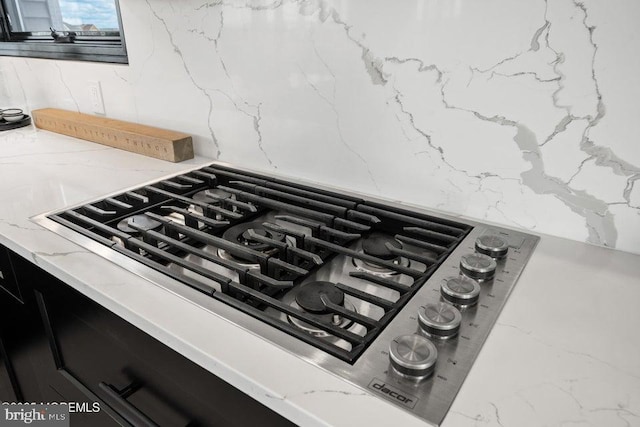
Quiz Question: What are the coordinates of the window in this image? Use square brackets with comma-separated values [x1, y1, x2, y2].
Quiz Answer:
[0, 0, 127, 63]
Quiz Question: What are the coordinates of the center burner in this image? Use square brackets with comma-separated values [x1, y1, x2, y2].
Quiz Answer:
[353, 232, 410, 276]
[295, 281, 344, 313]
[218, 221, 285, 264]
[362, 232, 401, 260]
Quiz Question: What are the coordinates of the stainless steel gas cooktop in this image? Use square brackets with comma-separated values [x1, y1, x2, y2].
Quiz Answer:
[33, 163, 539, 426]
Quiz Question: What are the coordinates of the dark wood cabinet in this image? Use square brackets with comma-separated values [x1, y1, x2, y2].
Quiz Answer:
[0, 246, 21, 402]
[0, 336, 20, 402]
[0, 248, 294, 427]
[0, 245, 21, 303]
[0, 250, 121, 426]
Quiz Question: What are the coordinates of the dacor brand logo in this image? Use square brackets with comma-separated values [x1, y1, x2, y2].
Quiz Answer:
[368, 378, 419, 409]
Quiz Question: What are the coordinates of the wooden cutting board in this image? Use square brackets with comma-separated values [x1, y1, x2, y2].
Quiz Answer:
[32, 108, 194, 162]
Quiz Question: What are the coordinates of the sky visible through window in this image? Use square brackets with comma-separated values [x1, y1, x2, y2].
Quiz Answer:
[59, 0, 118, 30]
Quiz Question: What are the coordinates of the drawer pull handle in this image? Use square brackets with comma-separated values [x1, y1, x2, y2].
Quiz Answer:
[98, 382, 159, 427]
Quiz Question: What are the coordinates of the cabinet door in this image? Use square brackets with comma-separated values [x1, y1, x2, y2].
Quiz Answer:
[0, 245, 21, 302]
[0, 245, 23, 402]
[0, 278, 47, 403]
[0, 336, 20, 402]
[23, 258, 293, 427]
[4, 253, 121, 426]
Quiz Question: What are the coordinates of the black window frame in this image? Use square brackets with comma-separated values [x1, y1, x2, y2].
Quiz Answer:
[0, 0, 127, 64]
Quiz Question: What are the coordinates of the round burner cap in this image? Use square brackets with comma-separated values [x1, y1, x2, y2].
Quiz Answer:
[242, 228, 267, 241]
[117, 215, 162, 234]
[192, 189, 232, 204]
[222, 222, 284, 252]
[362, 232, 401, 260]
[295, 281, 344, 314]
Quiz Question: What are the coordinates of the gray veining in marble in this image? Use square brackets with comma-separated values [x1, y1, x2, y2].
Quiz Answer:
[0, 0, 638, 255]
[0, 124, 639, 427]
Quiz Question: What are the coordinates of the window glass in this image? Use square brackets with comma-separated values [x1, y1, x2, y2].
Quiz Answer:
[4, 0, 119, 33]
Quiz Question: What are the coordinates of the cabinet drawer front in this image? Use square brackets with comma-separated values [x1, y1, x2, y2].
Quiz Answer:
[40, 281, 293, 427]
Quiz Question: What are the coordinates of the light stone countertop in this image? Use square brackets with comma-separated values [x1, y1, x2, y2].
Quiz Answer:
[1, 126, 639, 427]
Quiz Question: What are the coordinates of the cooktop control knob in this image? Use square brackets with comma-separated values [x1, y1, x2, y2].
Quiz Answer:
[475, 235, 509, 259]
[460, 253, 497, 281]
[418, 302, 462, 339]
[441, 276, 481, 307]
[389, 334, 437, 380]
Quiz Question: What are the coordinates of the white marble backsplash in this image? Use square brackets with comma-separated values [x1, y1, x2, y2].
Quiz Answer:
[1, 0, 639, 253]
